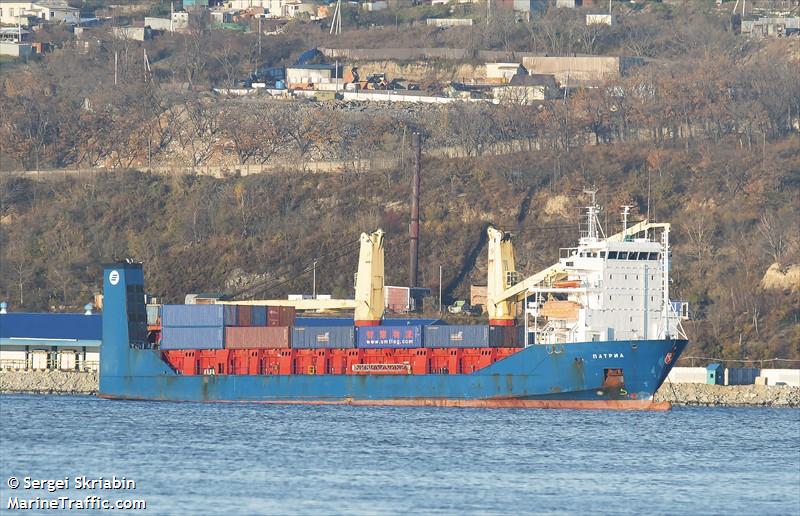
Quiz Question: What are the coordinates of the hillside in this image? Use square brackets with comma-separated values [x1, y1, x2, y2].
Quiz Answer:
[1, 137, 798, 361]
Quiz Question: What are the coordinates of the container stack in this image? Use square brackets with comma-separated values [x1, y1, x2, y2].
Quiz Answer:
[159, 304, 296, 350]
[160, 305, 230, 350]
[423, 325, 523, 348]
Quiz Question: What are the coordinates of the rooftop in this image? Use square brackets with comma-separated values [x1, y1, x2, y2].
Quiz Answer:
[0, 313, 102, 345]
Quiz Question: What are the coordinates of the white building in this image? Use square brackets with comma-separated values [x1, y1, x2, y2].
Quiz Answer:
[485, 62, 527, 83]
[286, 63, 342, 87]
[0, 312, 102, 372]
[0, 1, 79, 26]
[586, 14, 614, 26]
[492, 73, 558, 104]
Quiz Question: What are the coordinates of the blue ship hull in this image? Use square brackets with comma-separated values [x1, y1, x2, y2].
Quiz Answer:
[99, 264, 687, 410]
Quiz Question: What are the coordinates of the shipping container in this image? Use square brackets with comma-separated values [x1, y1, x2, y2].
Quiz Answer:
[724, 367, 760, 386]
[161, 304, 233, 327]
[146, 304, 161, 326]
[237, 305, 253, 327]
[424, 325, 489, 348]
[224, 326, 291, 349]
[357, 326, 423, 349]
[429, 348, 461, 374]
[268, 306, 296, 327]
[223, 305, 239, 326]
[462, 348, 495, 373]
[489, 326, 521, 347]
[252, 306, 267, 326]
[160, 326, 225, 350]
[292, 326, 355, 349]
[385, 286, 411, 313]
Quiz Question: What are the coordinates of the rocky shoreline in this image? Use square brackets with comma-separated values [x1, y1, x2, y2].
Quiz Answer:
[1, 371, 798, 407]
[0, 370, 98, 395]
[654, 382, 800, 407]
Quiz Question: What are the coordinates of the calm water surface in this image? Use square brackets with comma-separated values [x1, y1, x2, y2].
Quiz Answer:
[1, 395, 798, 515]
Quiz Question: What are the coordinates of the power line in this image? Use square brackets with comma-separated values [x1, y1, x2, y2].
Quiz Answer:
[228, 237, 361, 299]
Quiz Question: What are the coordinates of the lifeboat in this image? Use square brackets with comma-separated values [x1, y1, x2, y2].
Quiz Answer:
[553, 280, 581, 288]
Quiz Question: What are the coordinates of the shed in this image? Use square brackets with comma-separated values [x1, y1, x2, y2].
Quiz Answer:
[706, 363, 724, 385]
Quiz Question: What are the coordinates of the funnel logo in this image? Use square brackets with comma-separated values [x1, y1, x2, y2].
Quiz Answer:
[109, 270, 120, 286]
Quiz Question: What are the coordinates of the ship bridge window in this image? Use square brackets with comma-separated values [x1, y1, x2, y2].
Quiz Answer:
[600, 251, 606, 258]
[608, 251, 618, 259]
[618, 252, 628, 260]
[627, 252, 638, 260]
[638, 253, 649, 260]
[650, 252, 659, 260]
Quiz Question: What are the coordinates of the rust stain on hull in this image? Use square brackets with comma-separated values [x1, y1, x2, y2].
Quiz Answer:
[98, 394, 671, 411]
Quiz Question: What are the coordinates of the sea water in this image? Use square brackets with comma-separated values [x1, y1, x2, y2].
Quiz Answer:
[1, 395, 798, 515]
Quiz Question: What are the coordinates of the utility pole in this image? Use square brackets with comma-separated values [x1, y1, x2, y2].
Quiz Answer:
[312, 259, 317, 299]
[258, 17, 262, 57]
[114, 51, 118, 85]
[409, 133, 421, 289]
[487, 0, 491, 24]
[439, 265, 442, 313]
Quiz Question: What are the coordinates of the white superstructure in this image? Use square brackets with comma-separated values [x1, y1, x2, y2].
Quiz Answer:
[522, 199, 687, 345]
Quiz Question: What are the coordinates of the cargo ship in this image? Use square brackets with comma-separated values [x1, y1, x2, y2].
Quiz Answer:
[100, 201, 688, 410]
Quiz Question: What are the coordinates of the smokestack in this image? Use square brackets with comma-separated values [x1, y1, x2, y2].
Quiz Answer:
[409, 133, 421, 288]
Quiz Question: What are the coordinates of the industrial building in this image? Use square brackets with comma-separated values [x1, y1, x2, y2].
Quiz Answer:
[0, 311, 101, 371]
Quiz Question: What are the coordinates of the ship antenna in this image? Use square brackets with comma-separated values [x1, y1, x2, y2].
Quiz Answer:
[582, 187, 604, 242]
[621, 205, 633, 236]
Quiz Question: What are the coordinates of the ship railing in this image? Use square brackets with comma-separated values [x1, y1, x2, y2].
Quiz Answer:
[0, 359, 99, 372]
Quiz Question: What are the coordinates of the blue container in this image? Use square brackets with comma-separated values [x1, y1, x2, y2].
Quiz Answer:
[275, 80, 286, 89]
[424, 325, 489, 348]
[252, 306, 267, 326]
[292, 327, 355, 349]
[357, 326, 422, 349]
[725, 367, 760, 386]
[160, 326, 224, 350]
[223, 305, 239, 326]
[161, 304, 232, 327]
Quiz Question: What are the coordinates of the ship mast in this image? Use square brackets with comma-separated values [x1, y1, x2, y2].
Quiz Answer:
[581, 188, 605, 244]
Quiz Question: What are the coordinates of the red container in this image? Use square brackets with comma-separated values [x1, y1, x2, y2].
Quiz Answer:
[312, 349, 329, 375]
[267, 306, 296, 327]
[385, 286, 410, 313]
[345, 349, 363, 374]
[237, 305, 253, 327]
[229, 349, 263, 375]
[409, 348, 429, 374]
[262, 349, 283, 375]
[198, 349, 230, 375]
[363, 349, 392, 365]
[394, 349, 427, 374]
[461, 348, 494, 373]
[225, 326, 290, 349]
[294, 349, 315, 375]
[277, 349, 294, 375]
[164, 350, 200, 375]
[430, 348, 461, 374]
[329, 349, 347, 374]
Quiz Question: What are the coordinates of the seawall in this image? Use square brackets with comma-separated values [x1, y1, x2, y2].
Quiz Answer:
[0, 370, 98, 395]
[1, 371, 798, 406]
[654, 383, 800, 407]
